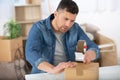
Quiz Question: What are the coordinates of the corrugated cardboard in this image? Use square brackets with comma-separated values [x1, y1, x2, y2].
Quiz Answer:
[65, 62, 99, 80]
[0, 37, 23, 62]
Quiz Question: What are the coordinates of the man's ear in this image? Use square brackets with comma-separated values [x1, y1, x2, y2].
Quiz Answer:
[54, 11, 58, 17]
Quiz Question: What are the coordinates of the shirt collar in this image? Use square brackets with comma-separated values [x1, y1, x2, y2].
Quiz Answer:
[46, 14, 54, 30]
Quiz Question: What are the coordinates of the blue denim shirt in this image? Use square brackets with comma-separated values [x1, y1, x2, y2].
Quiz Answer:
[25, 14, 100, 74]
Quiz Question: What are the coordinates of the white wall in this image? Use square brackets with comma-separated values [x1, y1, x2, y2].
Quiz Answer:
[0, 0, 14, 36]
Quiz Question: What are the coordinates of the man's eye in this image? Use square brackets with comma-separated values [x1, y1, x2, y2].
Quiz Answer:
[71, 20, 74, 23]
[65, 18, 68, 20]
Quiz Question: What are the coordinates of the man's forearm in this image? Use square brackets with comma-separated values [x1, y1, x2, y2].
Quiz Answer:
[37, 61, 55, 73]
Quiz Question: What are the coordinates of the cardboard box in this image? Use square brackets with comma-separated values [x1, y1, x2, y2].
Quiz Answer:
[65, 62, 99, 80]
[95, 32, 118, 66]
[21, 23, 32, 37]
[26, 0, 42, 4]
[0, 37, 24, 62]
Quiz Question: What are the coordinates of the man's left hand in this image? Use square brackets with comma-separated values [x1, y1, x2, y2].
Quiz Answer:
[83, 50, 96, 64]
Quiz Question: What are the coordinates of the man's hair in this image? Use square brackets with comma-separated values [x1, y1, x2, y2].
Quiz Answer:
[56, 0, 79, 14]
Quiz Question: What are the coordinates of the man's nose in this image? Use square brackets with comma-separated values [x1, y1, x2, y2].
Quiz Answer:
[65, 21, 71, 27]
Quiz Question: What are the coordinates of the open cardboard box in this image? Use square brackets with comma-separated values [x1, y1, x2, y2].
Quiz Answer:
[95, 32, 118, 66]
[0, 36, 24, 62]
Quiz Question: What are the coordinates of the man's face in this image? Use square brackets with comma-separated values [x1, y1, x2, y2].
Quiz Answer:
[54, 10, 77, 33]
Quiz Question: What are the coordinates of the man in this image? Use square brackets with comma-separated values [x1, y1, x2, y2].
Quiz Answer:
[25, 0, 100, 74]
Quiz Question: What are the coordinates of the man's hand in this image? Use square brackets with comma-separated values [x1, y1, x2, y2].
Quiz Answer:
[38, 61, 76, 74]
[83, 50, 96, 64]
[52, 61, 76, 74]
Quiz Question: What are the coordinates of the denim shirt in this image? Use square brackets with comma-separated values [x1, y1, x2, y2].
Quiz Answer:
[25, 14, 100, 74]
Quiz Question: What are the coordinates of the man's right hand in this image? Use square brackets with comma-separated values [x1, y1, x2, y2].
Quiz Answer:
[38, 61, 76, 74]
[52, 61, 76, 74]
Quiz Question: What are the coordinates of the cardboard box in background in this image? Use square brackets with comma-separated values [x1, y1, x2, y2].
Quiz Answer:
[0, 37, 24, 62]
[21, 23, 32, 37]
[65, 62, 99, 80]
[95, 32, 118, 66]
[26, 0, 42, 4]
